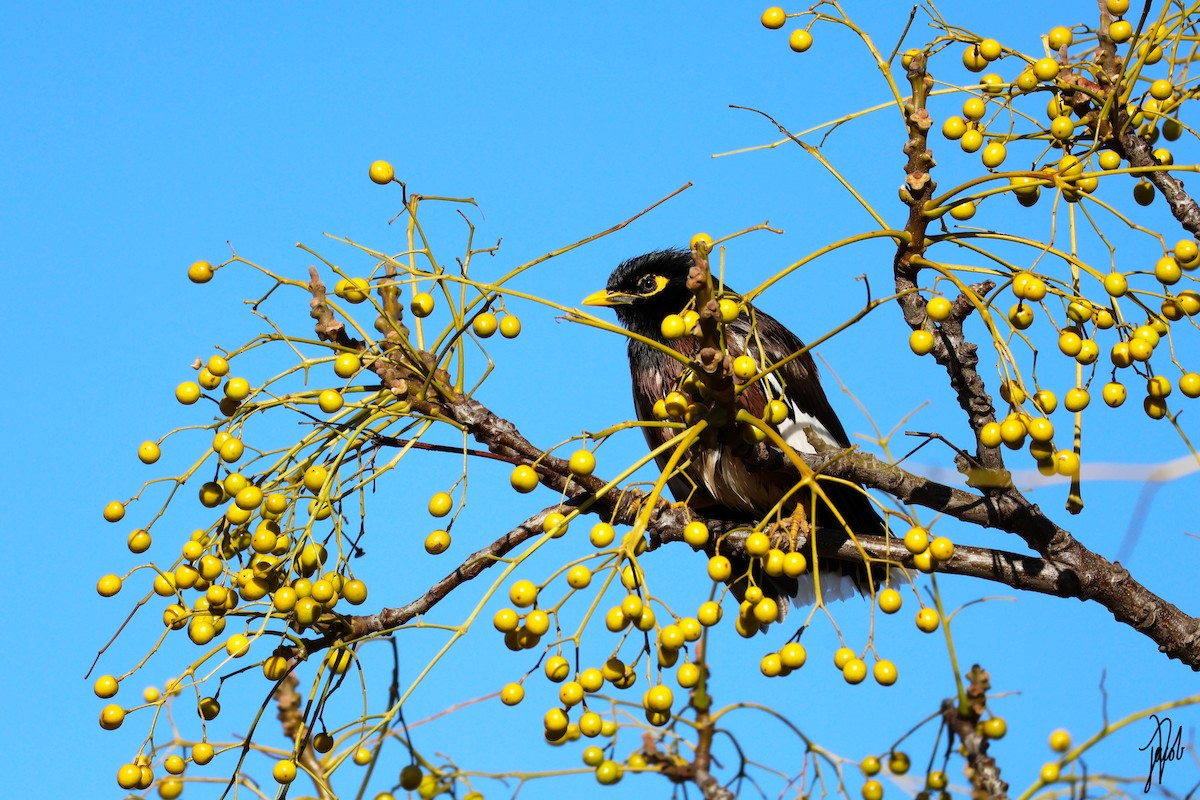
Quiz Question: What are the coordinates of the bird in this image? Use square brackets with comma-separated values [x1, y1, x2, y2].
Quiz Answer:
[582, 248, 886, 609]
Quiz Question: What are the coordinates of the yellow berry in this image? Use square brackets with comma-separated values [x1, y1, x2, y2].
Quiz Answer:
[909, 329, 934, 355]
[1054, 449, 1081, 476]
[942, 116, 967, 140]
[904, 526, 929, 554]
[949, 201, 976, 221]
[929, 536, 955, 561]
[779, 642, 807, 668]
[745, 531, 771, 556]
[782, 551, 807, 577]
[879, 588, 902, 614]
[677, 662, 702, 688]
[788, 29, 813, 53]
[962, 97, 986, 121]
[1013, 272, 1047, 301]
[697, 600, 723, 626]
[980, 73, 1004, 94]
[980, 421, 1002, 448]
[963, 45, 988, 72]
[97, 573, 123, 597]
[960, 128, 983, 153]
[1103, 381, 1127, 407]
[1049, 728, 1072, 752]
[192, 742, 215, 765]
[1050, 115, 1075, 140]
[566, 565, 592, 590]
[660, 314, 686, 339]
[410, 292, 435, 317]
[707, 555, 732, 581]
[273, 760, 297, 784]
[510, 465, 538, 493]
[833, 647, 856, 669]
[915, 607, 940, 632]
[569, 449, 596, 477]
[1173, 240, 1199, 267]
[175, 381, 202, 405]
[1134, 180, 1155, 205]
[334, 352, 361, 378]
[424, 529, 451, 554]
[334, 276, 371, 304]
[760, 6, 786, 29]
[1015, 70, 1038, 92]
[1058, 330, 1082, 357]
[116, 763, 142, 789]
[1064, 388, 1090, 412]
[1150, 79, 1174, 102]
[317, 389, 344, 413]
[873, 659, 898, 686]
[369, 160, 395, 184]
[1048, 26, 1073, 49]
[472, 312, 499, 338]
[1156, 256, 1182, 285]
[500, 682, 525, 706]
[543, 511, 569, 538]
[982, 142, 1006, 168]
[590, 521, 615, 547]
[683, 520, 709, 547]
[1008, 303, 1034, 329]
[843, 658, 867, 684]
[1033, 57, 1060, 81]
[509, 579, 538, 608]
[753, 597, 779, 623]
[926, 297, 952, 321]
[499, 314, 522, 338]
[1109, 20, 1133, 42]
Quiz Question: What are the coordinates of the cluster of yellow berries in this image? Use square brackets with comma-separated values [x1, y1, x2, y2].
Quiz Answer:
[857, 751, 924, 799]
[902, 525, 955, 576]
[920, 5, 1184, 220]
[1001, 256, 1198, 420]
[912, 251, 1200, 470]
[1034, 727, 1073, 784]
[487, 537, 735, 783]
[703, 529, 807, 637]
[98, 352, 387, 789]
[760, 7, 812, 53]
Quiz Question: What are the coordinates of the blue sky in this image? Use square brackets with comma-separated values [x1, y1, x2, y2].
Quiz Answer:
[3, 2, 1198, 798]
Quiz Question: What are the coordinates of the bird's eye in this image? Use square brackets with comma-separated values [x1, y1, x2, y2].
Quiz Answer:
[638, 274, 659, 293]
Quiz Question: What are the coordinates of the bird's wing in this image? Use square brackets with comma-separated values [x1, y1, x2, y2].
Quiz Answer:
[729, 306, 854, 449]
[729, 304, 885, 536]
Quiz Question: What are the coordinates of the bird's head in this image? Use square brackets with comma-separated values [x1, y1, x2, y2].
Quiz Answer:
[582, 249, 696, 339]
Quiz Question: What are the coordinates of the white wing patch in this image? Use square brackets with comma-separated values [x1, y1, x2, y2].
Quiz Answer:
[763, 373, 840, 455]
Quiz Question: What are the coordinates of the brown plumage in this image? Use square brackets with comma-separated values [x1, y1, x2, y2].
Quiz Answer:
[584, 249, 885, 609]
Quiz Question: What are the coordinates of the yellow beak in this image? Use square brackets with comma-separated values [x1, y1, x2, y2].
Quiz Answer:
[582, 289, 618, 307]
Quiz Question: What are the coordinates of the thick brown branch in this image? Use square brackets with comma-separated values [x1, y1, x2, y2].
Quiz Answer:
[305, 260, 1200, 668]
[809, 448, 1200, 668]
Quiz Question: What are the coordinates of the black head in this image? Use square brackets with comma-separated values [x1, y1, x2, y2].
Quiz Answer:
[582, 249, 696, 339]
